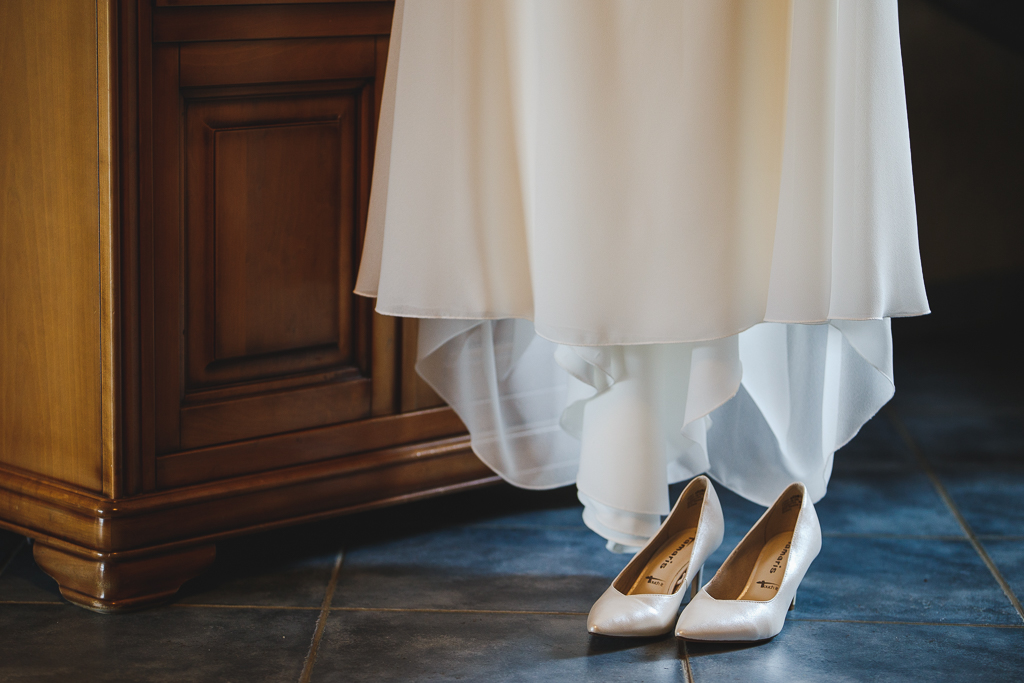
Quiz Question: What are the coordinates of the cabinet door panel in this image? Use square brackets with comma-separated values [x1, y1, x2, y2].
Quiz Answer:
[185, 91, 362, 389]
[213, 122, 343, 360]
[152, 38, 381, 457]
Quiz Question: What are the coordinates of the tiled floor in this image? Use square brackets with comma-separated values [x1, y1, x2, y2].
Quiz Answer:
[1, 340, 1022, 682]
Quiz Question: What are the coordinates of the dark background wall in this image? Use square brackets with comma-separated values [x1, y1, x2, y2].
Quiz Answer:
[902, 0, 1024, 284]
[897, 0, 1023, 344]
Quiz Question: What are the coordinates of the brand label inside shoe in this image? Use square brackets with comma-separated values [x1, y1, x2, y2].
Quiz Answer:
[627, 529, 697, 596]
[736, 532, 794, 602]
[769, 542, 790, 575]
[780, 494, 802, 514]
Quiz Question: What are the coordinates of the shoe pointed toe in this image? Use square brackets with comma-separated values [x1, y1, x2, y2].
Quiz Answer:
[587, 588, 679, 637]
[674, 592, 776, 642]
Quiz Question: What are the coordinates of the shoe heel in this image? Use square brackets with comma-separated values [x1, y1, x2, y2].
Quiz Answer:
[689, 564, 703, 600]
[789, 592, 796, 611]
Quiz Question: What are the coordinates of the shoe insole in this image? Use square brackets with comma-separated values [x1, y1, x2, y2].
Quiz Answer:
[627, 528, 697, 596]
[736, 532, 794, 602]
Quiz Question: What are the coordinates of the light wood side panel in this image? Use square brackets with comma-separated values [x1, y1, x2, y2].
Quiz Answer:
[0, 1, 111, 492]
[96, 0, 119, 498]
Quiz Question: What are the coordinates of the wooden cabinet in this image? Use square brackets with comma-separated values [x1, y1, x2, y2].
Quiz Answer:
[0, 0, 493, 612]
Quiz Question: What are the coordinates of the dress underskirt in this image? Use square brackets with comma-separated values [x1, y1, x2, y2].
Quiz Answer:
[416, 317, 897, 550]
[355, 0, 930, 549]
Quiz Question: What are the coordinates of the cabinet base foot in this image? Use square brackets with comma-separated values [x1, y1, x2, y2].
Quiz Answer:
[32, 542, 216, 613]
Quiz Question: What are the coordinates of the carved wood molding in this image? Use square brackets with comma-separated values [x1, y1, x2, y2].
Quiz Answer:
[0, 434, 495, 560]
[154, 2, 394, 44]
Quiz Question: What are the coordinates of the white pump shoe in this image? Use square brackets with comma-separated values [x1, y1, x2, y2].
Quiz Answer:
[674, 481, 821, 642]
[587, 476, 724, 637]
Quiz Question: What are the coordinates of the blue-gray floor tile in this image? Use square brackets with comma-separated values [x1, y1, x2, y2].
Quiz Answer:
[689, 415, 942, 555]
[702, 536, 1019, 626]
[937, 472, 1024, 537]
[982, 539, 1024, 616]
[897, 412, 1024, 536]
[815, 472, 962, 537]
[312, 610, 687, 683]
[0, 603, 317, 683]
[335, 526, 629, 613]
[794, 536, 1020, 625]
[686, 619, 1024, 683]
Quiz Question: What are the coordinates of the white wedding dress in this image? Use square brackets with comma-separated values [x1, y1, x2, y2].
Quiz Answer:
[355, 0, 929, 550]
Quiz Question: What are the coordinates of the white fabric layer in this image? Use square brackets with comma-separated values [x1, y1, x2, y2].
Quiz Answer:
[415, 318, 897, 549]
[358, 0, 930, 547]
[356, 0, 929, 343]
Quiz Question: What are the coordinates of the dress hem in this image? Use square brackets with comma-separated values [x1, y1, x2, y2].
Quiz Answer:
[362, 301, 930, 348]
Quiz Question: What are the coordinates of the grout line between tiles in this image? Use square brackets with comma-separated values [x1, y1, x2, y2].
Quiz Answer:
[0, 537, 27, 579]
[329, 606, 589, 617]
[137, 602, 1024, 630]
[7, 598, 1019, 631]
[788, 617, 1024, 629]
[329, 607, 1023, 629]
[681, 641, 695, 683]
[172, 603, 321, 611]
[298, 550, 343, 683]
[820, 533, 968, 541]
[887, 407, 1024, 624]
[467, 525, 587, 531]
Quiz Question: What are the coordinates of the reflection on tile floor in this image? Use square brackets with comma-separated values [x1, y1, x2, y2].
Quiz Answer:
[686, 620, 1024, 683]
[0, 603, 318, 683]
[1, 348, 1022, 682]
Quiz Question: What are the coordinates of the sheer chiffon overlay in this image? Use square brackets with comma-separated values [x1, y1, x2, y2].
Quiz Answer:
[356, 0, 929, 550]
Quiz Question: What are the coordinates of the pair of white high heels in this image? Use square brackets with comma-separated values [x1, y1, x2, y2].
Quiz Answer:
[587, 475, 821, 642]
